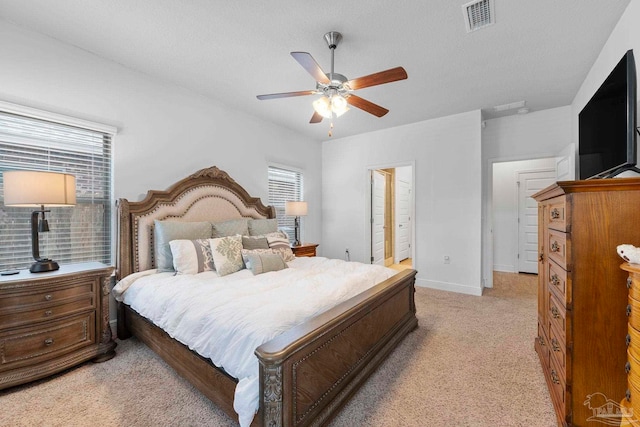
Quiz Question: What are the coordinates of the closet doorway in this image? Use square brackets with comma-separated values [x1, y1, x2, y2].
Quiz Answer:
[369, 165, 414, 271]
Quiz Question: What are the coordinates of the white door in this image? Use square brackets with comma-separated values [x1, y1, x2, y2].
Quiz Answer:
[517, 170, 556, 273]
[396, 179, 411, 262]
[371, 170, 386, 265]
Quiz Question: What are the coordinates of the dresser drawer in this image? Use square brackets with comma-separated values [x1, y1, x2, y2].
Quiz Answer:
[0, 313, 95, 371]
[548, 260, 570, 306]
[548, 293, 567, 340]
[628, 273, 640, 302]
[549, 324, 567, 371]
[537, 321, 550, 370]
[629, 296, 640, 332]
[547, 198, 568, 232]
[0, 279, 95, 310]
[548, 353, 569, 420]
[0, 295, 95, 330]
[628, 324, 640, 363]
[547, 230, 569, 270]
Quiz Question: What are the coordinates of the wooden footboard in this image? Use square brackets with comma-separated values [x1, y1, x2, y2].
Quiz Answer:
[117, 268, 417, 427]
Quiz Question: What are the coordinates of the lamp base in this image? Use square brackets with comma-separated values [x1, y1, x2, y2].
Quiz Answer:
[30, 259, 59, 273]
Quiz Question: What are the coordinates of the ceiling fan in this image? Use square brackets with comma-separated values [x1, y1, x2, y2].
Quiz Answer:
[256, 31, 408, 126]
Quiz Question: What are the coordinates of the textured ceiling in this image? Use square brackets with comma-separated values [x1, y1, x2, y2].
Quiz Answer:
[0, 0, 632, 141]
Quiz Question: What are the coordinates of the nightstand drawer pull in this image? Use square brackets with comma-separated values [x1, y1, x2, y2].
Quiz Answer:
[44, 294, 53, 301]
[538, 335, 546, 346]
[551, 369, 560, 384]
[551, 306, 560, 319]
[551, 338, 561, 352]
[627, 389, 632, 401]
[628, 334, 632, 346]
[539, 253, 544, 262]
[550, 274, 560, 287]
[626, 361, 631, 374]
[629, 277, 634, 289]
[44, 338, 54, 346]
[628, 304, 632, 317]
[550, 241, 560, 253]
[44, 310, 52, 317]
[550, 208, 561, 219]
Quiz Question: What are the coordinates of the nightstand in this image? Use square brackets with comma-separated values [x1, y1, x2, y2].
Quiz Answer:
[0, 262, 116, 390]
[291, 243, 319, 257]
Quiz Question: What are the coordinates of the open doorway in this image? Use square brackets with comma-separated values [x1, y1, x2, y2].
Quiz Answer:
[369, 165, 414, 271]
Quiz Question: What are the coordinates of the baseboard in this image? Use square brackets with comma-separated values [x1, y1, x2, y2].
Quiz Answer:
[493, 264, 516, 273]
[415, 278, 483, 296]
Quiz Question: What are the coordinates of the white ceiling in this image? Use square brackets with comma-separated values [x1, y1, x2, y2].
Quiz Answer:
[0, 0, 631, 141]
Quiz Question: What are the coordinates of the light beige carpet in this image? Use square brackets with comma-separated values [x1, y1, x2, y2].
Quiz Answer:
[0, 272, 556, 426]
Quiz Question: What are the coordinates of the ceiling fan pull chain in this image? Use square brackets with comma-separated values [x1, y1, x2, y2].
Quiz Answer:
[329, 121, 334, 137]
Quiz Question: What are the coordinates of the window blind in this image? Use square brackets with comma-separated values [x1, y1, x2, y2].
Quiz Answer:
[0, 110, 113, 271]
[268, 166, 303, 244]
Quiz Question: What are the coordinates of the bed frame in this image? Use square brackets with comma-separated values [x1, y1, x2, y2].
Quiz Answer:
[116, 165, 418, 427]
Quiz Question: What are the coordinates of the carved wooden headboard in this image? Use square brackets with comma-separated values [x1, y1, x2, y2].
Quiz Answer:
[116, 166, 275, 279]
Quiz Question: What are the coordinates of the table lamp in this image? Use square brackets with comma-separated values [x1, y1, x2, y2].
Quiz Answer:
[3, 170, 76, 273]
[285, 201, 307, 246]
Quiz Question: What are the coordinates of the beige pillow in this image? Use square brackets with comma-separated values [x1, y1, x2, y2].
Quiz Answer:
[242, 252, 288, 275]
[169, 239, 215, 274]
[209, 235, 244, 276]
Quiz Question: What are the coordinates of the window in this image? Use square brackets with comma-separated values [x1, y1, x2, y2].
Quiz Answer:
[0, 103, 115, 271]
[268, 165, 303, 244]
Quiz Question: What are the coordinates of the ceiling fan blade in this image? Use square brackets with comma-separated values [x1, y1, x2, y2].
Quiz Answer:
[256, 90, 316, 100]
[291, 52, 330, 84]
[346, 95, 389, 117]
[347, 67, 408, 90]
[309, 111, 323, 123]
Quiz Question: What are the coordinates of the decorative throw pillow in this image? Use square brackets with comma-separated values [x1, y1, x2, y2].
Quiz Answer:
[242, 252, 288, 275]
[169, 239, 215, 274]
[211, 218, 249, 238]
[154, 220, 212, 272]
[265, 234, 295, 262]
[247, 218, 278, 236]
[241, 236, 270, 250]
[209, 235, 244, 276]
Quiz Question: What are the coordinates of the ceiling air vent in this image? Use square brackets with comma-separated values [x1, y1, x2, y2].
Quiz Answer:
[463, 0, 495, 33]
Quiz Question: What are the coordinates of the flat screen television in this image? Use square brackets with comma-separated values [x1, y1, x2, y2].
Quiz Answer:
[579, 49, 639, 179]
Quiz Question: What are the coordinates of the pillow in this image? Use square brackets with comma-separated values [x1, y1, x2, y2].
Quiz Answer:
[211, 218, 249, 238]
[169, 239, 215, 274]
[209, 235, 244, 276]
[248, 218, 278, 236]
[154, 220, 212, 272]
[242, 252, 287, 275]
[241, 236, 270, 250]
[265, 234, 295, 262]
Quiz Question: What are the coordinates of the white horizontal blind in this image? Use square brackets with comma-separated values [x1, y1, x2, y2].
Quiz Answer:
[0, 111, 113, 271]
[268, 166, 303, 244]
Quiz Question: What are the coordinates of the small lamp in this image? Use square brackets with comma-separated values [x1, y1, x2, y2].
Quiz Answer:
[3, 170, 76, 273]
[285, 201, 308, 246]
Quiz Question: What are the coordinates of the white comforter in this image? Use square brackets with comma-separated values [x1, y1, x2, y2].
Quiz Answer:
[113, 257, 396, 427]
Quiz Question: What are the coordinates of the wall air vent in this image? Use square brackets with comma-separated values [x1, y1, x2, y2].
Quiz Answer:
[463, 0, 495, 33]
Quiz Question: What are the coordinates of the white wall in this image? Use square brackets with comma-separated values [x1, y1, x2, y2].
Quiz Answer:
[481, 106, 572, 286]
[492, 158, 556, 273]
[572, 0, 640, 175]
[322, 110, 483, 296]
[0, 20, 322, 320]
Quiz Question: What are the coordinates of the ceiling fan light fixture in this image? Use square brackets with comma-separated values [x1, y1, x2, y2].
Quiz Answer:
[313, 96, 333, 119]
[331, 95, 349, 117]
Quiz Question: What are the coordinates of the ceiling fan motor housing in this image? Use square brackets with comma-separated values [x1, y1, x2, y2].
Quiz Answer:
[323, 31, 342, 49]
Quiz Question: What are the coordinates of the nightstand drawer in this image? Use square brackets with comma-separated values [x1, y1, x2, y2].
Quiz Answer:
[291, 243, 318, 257]
[0, 295, 95, 330]
[0, 313, 95, 371]
[0, 279, 95, 310]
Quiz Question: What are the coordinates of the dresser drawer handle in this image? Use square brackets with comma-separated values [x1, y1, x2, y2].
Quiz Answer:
[629, 277, 634, 289]
[44, 310, 52, 317]
[538, 335, 546, 346]
[626, 361, 632, 374]
[550, 274, 560, 287]
[44, 294, 53, 301]
[551, 306, 561, 319]
[44, 338, 54, 346]
[551, 369, 560, 384]
[550, 241, 560, 253]
[551, 338, 561, 352]
[550, 208, 561, 219]
[628, 304, 633, 317]
[628, 334, 632, 346]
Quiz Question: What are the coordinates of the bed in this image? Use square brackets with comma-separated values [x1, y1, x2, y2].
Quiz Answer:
[115, 165, 418, 427]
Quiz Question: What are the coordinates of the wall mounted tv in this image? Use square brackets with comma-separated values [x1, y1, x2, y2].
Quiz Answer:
[579, 49, 639, 179]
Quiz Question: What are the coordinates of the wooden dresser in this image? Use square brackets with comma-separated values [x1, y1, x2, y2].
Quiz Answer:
[622, 262, 640, 426]
[291, 243, 319, 257]
[533, 178, 640, 426]
[0, 262, 116, 389]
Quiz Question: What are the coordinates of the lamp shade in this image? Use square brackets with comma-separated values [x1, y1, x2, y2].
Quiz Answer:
[285, 201, 308, 216]
[3, 171, 76, 207]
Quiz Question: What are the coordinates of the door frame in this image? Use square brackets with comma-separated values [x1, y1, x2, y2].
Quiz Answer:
[365, 161, 415, 265]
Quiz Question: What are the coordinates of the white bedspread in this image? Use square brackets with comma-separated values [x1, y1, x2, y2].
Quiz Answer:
[113, 257, 396, 427]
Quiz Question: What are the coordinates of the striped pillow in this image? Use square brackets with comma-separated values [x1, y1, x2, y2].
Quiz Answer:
[266, 234, 294, 262]
[169, 239, 215, 274]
